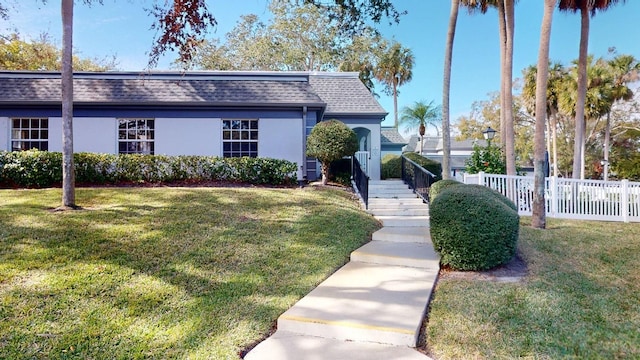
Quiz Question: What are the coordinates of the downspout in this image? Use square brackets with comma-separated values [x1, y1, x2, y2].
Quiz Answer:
[301, 106, 307, 183]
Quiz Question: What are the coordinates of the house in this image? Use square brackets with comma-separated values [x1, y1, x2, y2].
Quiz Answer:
[0, 71, 387, 181]
[380, 127, 408, 157]
[404, 136, 488, 180]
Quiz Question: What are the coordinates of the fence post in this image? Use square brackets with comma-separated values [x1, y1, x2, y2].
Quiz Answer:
[478, 171, 485, 186]
[622, 180, 629, 223]
[550, 176, 557, 216]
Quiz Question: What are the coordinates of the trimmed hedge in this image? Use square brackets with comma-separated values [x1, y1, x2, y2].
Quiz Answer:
[381, 154, 402, 179]
[404, 152, 443, 181]
[428, 179, 463, 202]
[430, 184, 519, 271]
[0, 150, 298, 188]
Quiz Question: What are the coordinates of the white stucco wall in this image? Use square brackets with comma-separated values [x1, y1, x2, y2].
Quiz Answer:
[47, 117, 63, 152]
[259, 118, 304, 179]
[155, 118, 221, 156]
[0, 117, 8, 151]
[43, 117, 115, 153]
[73, 118, 117, 153]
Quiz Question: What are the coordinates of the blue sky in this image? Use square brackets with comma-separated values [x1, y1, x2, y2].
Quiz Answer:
[3, 1, 639, 133]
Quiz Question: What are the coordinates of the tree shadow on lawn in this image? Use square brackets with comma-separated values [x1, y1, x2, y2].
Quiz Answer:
[422, 220, 640, 359]
[0, 187, 377, 358]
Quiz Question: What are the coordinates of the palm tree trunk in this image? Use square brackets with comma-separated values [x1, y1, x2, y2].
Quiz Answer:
[61, 0, 75, 208]
[504, 0, 516, 175]
[532, 0, 556, 229]
[604, 111, 611, 181]
[552, 111, 559, 178]
[393, 81, 399, 128]
[442, 0, 459, 180]
[497, 1, 507, 147]
[573, 2, 589, 179]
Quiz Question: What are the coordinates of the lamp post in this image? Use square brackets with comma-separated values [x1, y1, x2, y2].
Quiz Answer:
[482, 126, 497, 147]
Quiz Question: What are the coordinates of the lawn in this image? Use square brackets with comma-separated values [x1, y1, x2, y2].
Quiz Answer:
[0, 186, 380, 359]
[425, 217, 640, 359]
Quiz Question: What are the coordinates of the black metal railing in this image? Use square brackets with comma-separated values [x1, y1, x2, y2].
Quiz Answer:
[401, 154, 436, 203]
[351, 156, 369, 209]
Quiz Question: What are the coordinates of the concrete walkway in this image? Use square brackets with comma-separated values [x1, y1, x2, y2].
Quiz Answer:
[245, 180, 439, 360]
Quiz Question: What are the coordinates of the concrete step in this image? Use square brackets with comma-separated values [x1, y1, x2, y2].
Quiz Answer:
[369, 188, 413, 195]
[369, 180, 405, 186]
[244, 331, 432, 360]
[369, 192, 417, 199]
[276, 262, 438, 347]
[372, 227, 431, 243]
[351, 241, 440, 269]
[368, 208, 430, 217]
[377, 216, 430, 227]
[369, 198, 429, 209]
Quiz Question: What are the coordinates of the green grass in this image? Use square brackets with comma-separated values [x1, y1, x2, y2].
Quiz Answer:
[425, 218, 640, 359]
[0, 187, 380, 359]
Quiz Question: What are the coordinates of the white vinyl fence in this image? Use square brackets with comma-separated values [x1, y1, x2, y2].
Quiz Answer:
[464, 172, 640, 223]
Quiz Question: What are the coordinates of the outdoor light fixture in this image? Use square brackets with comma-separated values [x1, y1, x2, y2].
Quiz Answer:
[482, 126, 497, 148]
[482, 126, 497, 141]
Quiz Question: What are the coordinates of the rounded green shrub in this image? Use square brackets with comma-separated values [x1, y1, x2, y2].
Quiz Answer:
[429, 179, 462, 202]
[306, 119, 358, 185]
[381, 154, 402, 179]
[430, 184, 519, 271]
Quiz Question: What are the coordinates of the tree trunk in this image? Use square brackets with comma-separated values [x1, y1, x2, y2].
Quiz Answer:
[442, 0, 459, 180]
[573, 2, 589, 179]
[552, 111, 559, 178]
[532, 0, 556, 229]
[61, 0, 75, 208]
[419, 123, 425, 155]
[497, 1, 507, 147]
[604, 111, 611, 181]
[503, 0, 516, 175]
[321, 162, 329, 185]
[393, 80, 398, 128]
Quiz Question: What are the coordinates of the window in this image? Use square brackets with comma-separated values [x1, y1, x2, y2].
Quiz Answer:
[118, 118, 154, 154]
[222, 119, 258, 158]
[11, 118, 49, 151]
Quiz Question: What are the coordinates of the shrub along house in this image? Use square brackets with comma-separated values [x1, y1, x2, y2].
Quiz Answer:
[0, 71, 386, 181]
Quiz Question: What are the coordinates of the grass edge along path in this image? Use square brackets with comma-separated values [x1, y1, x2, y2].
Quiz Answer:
[0, 186, 380, 359]
[424, 217, 640, 359]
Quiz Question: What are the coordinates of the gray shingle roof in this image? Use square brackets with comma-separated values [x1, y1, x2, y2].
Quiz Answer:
[404, 135, 487, 153]
[381, 127, 407, 145]
[0, 72, 325, 107]
[308, 73, 387, 116]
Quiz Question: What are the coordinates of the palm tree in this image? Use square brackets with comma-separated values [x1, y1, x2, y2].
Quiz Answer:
[61, 0, 75, 208]
[522, 62, 567, 178]
[400, 100, 442, 154]
[559, 55, 616, 177]
[503, 0, 516, 176]
[532, 0, 557, 229]
[559, 0, 626, 179]
[375, 41, 414, 129]
[463, 0, 517, 175]
[442, 0, 460, 180]
[602, 54, 639, 180]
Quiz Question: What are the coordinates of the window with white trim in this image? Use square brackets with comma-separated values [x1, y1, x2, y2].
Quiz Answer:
[222, 119, 258, 158]
[118, 118, 154, 154]
[11, 118, 49, 151]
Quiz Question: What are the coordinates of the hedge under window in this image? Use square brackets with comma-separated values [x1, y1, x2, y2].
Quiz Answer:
[222, 119, 258, 158]
[118, 118, 154, 154]
[11, 118, 49, 151]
